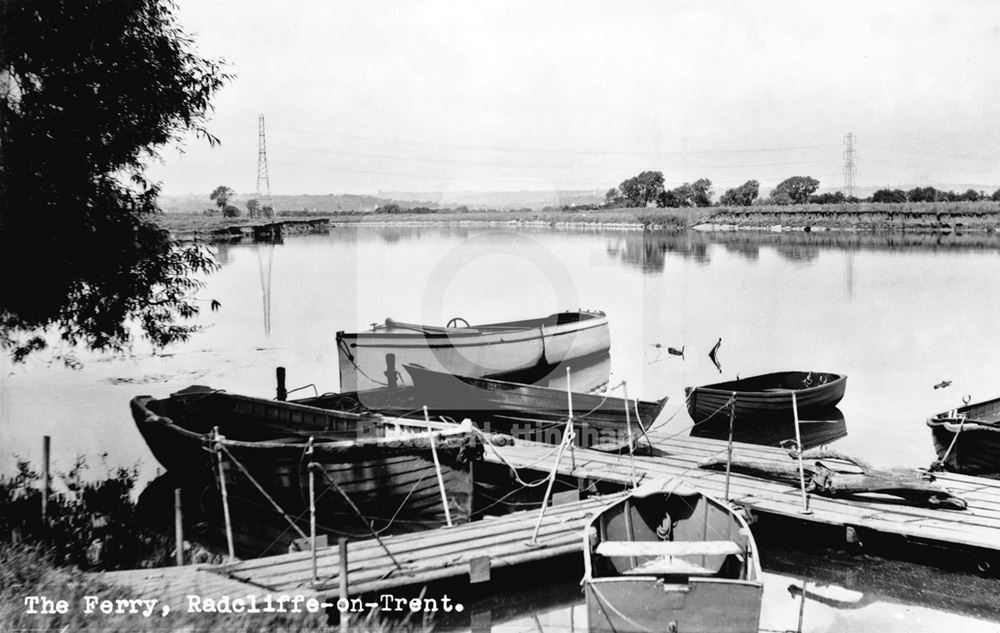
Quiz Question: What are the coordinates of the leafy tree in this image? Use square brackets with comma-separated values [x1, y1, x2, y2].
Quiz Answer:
[992, 188, 1000, 202]
[0, 0, 230, 360]
[808, 191, 846, 205]
[262, 205, 275, 218]
[210, 185, 235, 210]
[872, 188, 907, 203]
[907, 186, 938, 203]
[770, 176, 820, 205]
[719, 180, 759, 206]
[222, 204, 241, 218]
[245, 198, 260, 218]
[959, 189, 981, 202]
[617, 171, 665, 207]
[604, 187, 625, 207]
[662, 179, 713, 207]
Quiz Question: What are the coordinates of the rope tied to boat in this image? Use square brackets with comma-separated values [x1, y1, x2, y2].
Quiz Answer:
[311, 465, 404, 571]
[337, 337, 391, 388]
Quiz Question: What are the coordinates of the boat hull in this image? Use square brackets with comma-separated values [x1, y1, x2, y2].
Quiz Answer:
[336, 310, 610, 392]
[686, 371, 846, 424]
[586, 577, 763, 633]
[130, 388, 476, 551]
[403, 363, 666, 448]
[928, 396, 1000, 474]
[583, 483, 763, 633]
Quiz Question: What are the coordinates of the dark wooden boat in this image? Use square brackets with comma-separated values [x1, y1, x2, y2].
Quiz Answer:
[686, 371, 846, 424]
[336, 310, 610, 391]
[402, 363, 668, 449]
[928, 396, 1000, 475]
[130, 386, 480, 551]
[583, 480, 763, 633]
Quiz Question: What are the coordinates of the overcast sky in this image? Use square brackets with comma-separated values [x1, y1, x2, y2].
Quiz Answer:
[146, 1, 1000, 196]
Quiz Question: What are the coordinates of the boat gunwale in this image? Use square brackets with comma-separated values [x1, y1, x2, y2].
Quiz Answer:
[337, 317, 609, 343]
[687, 371, 847, 399]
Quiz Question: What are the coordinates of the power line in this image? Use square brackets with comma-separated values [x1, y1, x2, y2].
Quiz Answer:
[268, 142, 841, 172]
[269, 126, 840, 157]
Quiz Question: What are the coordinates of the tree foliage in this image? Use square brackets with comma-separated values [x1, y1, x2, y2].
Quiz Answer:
[872, 188, 907, 203]
[210, 185, 235, 209]
[616, 171, 665, 207]
[245, 198, 260, 218]
[0, 0, 230, 360]
[770, 176, 820, 205]
[808, 191, 846, 204]
[719, 180, 759, 207]
[661, 178, 713, 207]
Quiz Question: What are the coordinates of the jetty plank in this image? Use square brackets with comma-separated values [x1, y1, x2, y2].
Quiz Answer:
[213, 494, 621, 596]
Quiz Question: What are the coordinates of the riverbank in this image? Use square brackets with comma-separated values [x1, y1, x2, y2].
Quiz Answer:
[155, 202, 1000, 239]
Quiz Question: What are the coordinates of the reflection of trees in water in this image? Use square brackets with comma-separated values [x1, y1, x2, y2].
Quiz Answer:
[608, 229, 1000, 271]
[606, 232, 710, 272]
[212, 242, 230, 266]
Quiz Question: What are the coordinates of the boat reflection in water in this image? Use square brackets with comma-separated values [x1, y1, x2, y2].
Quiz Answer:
[690, 407, 847, 451]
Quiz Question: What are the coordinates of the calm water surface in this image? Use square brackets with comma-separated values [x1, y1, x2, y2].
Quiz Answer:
[3, 226, 1000, 631]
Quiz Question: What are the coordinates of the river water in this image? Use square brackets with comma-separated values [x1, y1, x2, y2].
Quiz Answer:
[3, 226, 1000, 630]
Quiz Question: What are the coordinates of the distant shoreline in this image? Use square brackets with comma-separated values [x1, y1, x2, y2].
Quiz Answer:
[156, 202, 1000, 241]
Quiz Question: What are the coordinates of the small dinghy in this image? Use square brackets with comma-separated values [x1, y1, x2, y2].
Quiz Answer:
[686, 371, 846, 424]
[336, 310, 610, 391]
[928, 395, 1000, 475]
[583, 479, 763, 633]
[403, 363, 667, 448]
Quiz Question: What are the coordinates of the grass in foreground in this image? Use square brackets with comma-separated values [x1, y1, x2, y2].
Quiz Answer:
[0, 544, 431, 632]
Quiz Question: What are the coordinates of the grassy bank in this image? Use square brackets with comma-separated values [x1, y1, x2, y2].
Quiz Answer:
[0, 546, 318, 632]
[153, 201, 1000, 237]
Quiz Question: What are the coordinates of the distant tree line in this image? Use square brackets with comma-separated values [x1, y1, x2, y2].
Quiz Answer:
[602, 171, 1000, 208]
[871, 186, 1000, 204]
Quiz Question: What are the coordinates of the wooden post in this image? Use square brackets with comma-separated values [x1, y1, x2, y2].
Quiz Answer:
[214, 427, 236, 560]
[622, 381, 636, 488]
[174, 488, 184, 566]
[565, 367, 576, 471]
[276, 367, 287, 401]
[41, 435, 50, 528]
[724, 393, 735, 502]
[791, 394, 812, 514]
[424, 407, 453, 527]
[384, 353, 398, 389]
[308, 437, 318, 585]
[338, 537, 349, 633]
[527, 427, 573, 546]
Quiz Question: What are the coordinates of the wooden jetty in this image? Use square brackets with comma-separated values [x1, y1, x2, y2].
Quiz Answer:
[483, 432, 1000, 557]
[211, 493, 618, 597]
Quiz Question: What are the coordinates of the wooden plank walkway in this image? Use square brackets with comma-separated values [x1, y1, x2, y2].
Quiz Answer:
[483, 432, 1000, 553]
[211, 492, 623, 597]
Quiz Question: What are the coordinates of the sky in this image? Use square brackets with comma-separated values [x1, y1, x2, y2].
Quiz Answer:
[146, 0, 1000, 196]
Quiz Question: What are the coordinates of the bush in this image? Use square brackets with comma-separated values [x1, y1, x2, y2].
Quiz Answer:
[221, 205, 241, 218]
